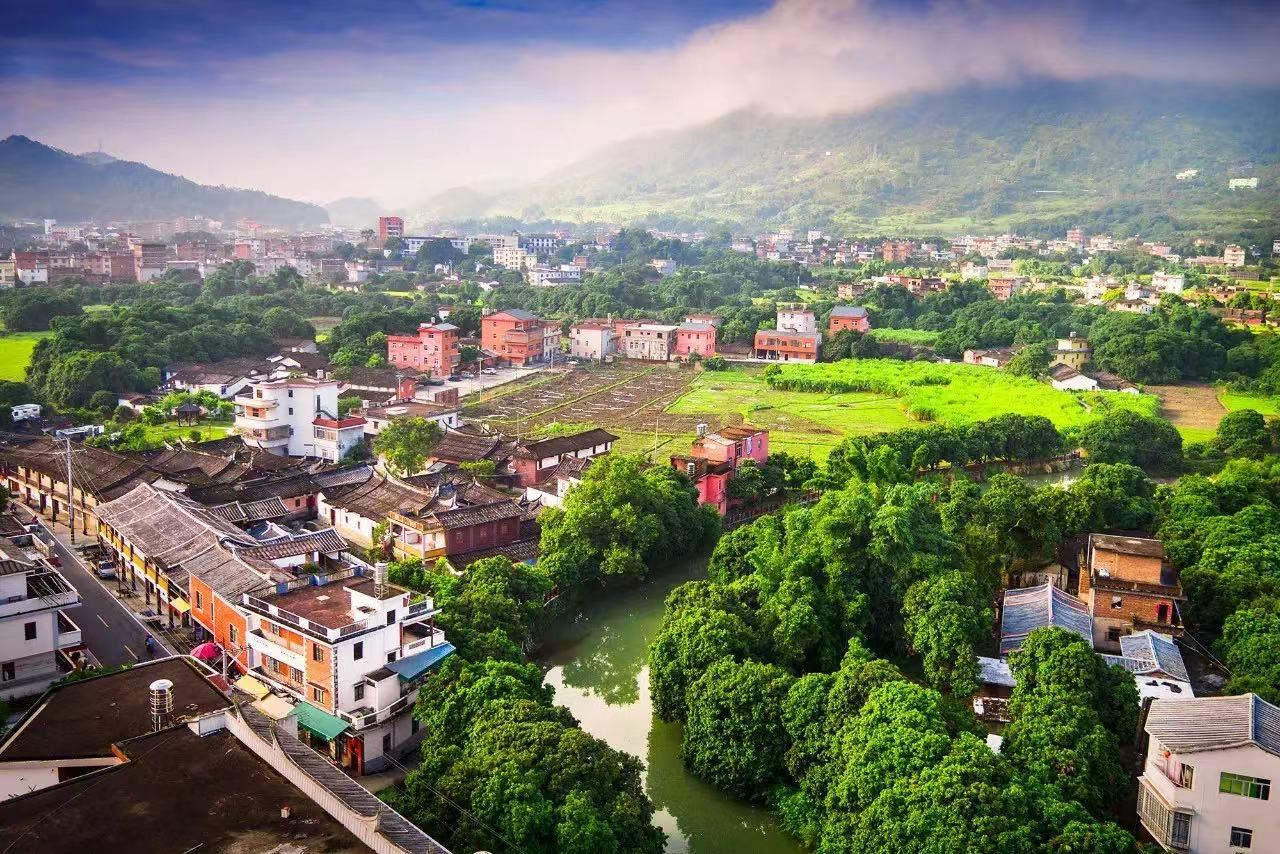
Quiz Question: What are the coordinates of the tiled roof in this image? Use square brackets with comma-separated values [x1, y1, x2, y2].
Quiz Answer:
[1000, 583, 1093, 654]
[209, 497, 291, 524]
[1119, 630, 1190, 683]
[432, 430, 506, 464]
[1049, 364, 1082, 381]
[430, 500, 524, 530]
[238, 528, 347, 560]
[94, 482, 256, 567]
[1, 437, 150, 498]
[1146, 694, 1280, 758]
[322, 473, 434, 519]
[830, 305, 868, 318]
[491, 308, 538, 321]
[976, 656, 1016, 688]
[449, 538, 540, 570]
[516, 428, 617, 459]
[1091, 533, 1165, 559]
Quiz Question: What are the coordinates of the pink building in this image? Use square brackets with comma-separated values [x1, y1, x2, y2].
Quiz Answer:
[387, 322, 461, 377]
[673, 424, 770, 515]
[674, 322, 717, 359]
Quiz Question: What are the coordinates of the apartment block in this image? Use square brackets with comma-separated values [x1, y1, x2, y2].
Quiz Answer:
[0, 547, 82, 701]
[387, 322, 461, 377]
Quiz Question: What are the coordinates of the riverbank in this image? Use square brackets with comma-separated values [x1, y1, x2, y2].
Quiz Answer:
[538, 558, 804, 854]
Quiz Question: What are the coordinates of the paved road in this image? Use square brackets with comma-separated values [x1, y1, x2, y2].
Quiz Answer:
[12, 505, 175, 667]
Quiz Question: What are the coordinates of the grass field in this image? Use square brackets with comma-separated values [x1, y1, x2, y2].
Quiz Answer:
[762, 359, 1160, 430]
[1221, 390, 1280, 417]
[138, 419, 235, 445]
[0, 331, 52, 382]
[868, 328, 941, 346]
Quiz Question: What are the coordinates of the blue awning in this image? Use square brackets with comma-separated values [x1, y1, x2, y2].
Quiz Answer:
[385, 642, 456, 681]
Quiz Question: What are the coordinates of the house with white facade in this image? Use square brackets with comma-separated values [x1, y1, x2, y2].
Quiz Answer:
[0, 545, 82, 701]
[235, 377, 365, 460]
[1139, 693, 1279, 853]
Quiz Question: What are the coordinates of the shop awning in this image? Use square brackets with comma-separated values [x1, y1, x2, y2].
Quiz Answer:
[386, 642, 456, 681]
[253, 694, 295, 721]
[169, 597, 191, 614]
[234, 674, 271, 700]
[291, 701, 349, 741]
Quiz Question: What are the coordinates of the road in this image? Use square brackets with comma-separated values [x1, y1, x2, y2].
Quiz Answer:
[11, 505, 175, 667]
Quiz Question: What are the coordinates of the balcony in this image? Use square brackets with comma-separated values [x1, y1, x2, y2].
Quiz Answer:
[234, 394, 277, 409]
[402, 599, 441, 625]
[337, 690, 416, 730]
[56, 611, 82, 649]
[248, 628, 306, 670]
[1137, 777, 1193, 851]
[239, 425, 291, 441]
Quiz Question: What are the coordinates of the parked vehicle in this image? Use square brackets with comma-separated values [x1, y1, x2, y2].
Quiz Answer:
[447, 375, 461, 382]
[481, 368, 497, 375]
[95, 561, 117, 580]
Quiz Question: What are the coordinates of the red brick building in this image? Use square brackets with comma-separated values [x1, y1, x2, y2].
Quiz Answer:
[753, 330, 820, 363]
[1081, 533, 1184, 651]
[828, 305, 870, 335]
[481, 309, 548, 366]
[377, 216, 404, 244]
[386, 322, 460, 377]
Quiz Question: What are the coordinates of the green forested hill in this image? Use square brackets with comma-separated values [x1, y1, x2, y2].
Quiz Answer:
[448, 82, 1280, 239]
[0, 135, 328, 227]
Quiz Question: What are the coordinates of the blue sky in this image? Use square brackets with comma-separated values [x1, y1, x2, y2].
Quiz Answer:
[2, 1, 1277, 208]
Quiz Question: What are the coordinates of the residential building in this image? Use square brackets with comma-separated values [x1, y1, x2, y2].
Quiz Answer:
[828, 305, 870, 335]
[962, 347, 1017, 368]
[960, 262, 988, 280]
[1052, 335, 1092, 370]
[1049, 364, 1100, 392]
[130, 241, 168, 282]
[1105, 630, 1194, 701]
[377, 215, 404, 244]
[674, 322, 717, 359]
[12, 252, 48, 285]
[0, 258, 14, 288]
[481, 309, 552, 366]
[0, 656, 452, 852]
[510, 428, 617, 488]
[650, 258, 678, 277]
[1228, 177, 1259, 189]
[777, 303, 817, 334]
[493, 244, 533, 270]
[671, 424, 769, 515]
[235, 377, 365, 460]
[622, 323, 677, 361]
[836, 281, 867, 300]
[1082, 533, 1183, 650]
[240, 565, 452, 774]
[388, 500, 526, 563]
[526, 263, 582, 286]
[569, 319, 616, 361]
[386, 322, 461, 377]
[882, 240, 913, 263]
[361, 400, 461, 435]
[753, 330, 820, 363]
[0, 546, 81, 701]
[683, 313, 723, 327]
[1224, 245, 1247, 267]
[999, 582, 1094, 654]
[987, 274, 1028, 301]
[1138, 693, 1279, 852]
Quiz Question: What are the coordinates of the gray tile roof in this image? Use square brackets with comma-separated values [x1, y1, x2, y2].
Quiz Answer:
[1146, 694, 1280, 758]
[1120, 630, 1190, 683]
[830, 305, 868, 318]
[1000, 583, 1093, 654]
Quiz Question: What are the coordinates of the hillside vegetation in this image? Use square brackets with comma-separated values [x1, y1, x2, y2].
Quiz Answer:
[0, 135, 327, 226]
[445, 82, 1280, 240]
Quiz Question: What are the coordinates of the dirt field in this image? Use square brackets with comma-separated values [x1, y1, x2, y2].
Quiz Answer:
[1148, 383, 1226, 443]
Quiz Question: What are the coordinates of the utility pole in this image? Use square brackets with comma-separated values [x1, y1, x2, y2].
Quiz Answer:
[62, 436, 76, 545]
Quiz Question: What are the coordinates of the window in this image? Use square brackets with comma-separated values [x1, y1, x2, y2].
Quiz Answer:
[1111, 595, 1123, 610]
[387, 651, 396, 663]
[24, 622, 36, 640]
[1, 662, 13, 682]
[412, 717, 420, 734]
[229, 625, 238, 645]
[1230, 827, 1253, 849]
[194, 590, 202, 609]
[287, 389, 293, 398]
[288, 407, 294, 415]
[353, 641, 364, 660]
[291, 666, 304, 683]
[311, 685, 324, 703]
[382, 733, 393, 753]
[353, 683, 365, 701]
[1221, 772, 1270, 800]
[386, 609, 396, 625]
[312, 644, 324, 662]
[1107, 627, 1125, 642]
[1178, 763, 1195, 789]
[1171, 812, 1192, 848]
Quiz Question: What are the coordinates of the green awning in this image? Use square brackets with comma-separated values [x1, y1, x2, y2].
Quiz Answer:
[291, 701, 349, 741]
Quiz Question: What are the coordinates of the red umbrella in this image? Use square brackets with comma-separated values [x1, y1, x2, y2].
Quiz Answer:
[190, 642, 221, 661]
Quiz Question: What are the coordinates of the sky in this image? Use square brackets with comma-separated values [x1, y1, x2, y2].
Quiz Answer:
[2, 0, 1278, 209]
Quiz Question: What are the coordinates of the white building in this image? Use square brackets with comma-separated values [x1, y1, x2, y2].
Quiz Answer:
[1049, 364, 1100, 392]
[569, 320, 616, 361]
[961, 262, 988, 281]
[1228, 177, 1259, 189]
[239, 564, 453, 774]
[1224, 245, 1247, 268]
[621, 323, 677, 361]
[776, 304, 817, 334]
[10, 404, 40, 422]
[493, 245, 536, 271]
[1138, 693, 1279, 853]
[235, 377, 365, 460]
[650, 259, 679, 277]
[0, 548, 81, 701]
[361, 401, 461, 436]
[1153, 272, 1186, 295]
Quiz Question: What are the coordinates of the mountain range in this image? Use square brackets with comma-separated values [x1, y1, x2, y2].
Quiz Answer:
[422, 82, 1280, 239]
[0, 135, 327, 227]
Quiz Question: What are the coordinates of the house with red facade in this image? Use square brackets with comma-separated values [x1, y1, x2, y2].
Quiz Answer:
[386, 322, 460, 377]
[828, 305, 870, 335]
[671, 424, 769, 515]
[510, 428, 617, 488]
[753, 330, 820, 363]
[1081, 534, 1184, 651]
[674, 322, 717, 359]
[481, 309, 553, 366]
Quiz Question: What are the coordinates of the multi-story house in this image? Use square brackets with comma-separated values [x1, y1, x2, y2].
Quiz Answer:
[1224, 245, 1247, 267]
[0, 546, 81, 701]
[882, 240, 914, 263]
[987, 274, 1028, 301]
[509, 428, 617, 488]
[777, 304, 817, 334]
[239, 564, 452, 774]
[1051, 335, 1092, 370]
[674, 323, 717, 359]
[12, 252, 48, 285]
[753, 330, 820, 363]
[1153, 272, 1186, 294]
[130, 241, 168, 282]
[828, 306, 870, 335]
[1082, 533, 1183, 651]
[569, 319, 616, 361]
[235, 377, 365, 460]
[620, 323, 676, 361]
[1138, 693, 1279, 853]
[377, 216, 403, 244]
[386, 322, 460, 377]
[670, 424, 769, 515]
[0, 258, 15, 288]
[481, 309, 551, 366]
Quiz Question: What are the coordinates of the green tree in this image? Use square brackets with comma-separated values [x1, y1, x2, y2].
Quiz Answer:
[1074, 410, 1183, 472]
[902, 571, 991, 695]
[1215, 408, 1272, 459]
[373, 416, 443, 475]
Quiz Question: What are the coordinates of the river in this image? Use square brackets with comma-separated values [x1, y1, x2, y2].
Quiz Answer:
[538, 557, 805, 854]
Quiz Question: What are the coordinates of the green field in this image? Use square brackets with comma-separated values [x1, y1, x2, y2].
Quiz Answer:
[668, 367, 914, 459]
[1221, 390, 1280, 417]
[666, 361, 1164, 459]
[139, 419, 235, 445]
[0, 331, 52, 382]
[868, 328, 941, 346]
